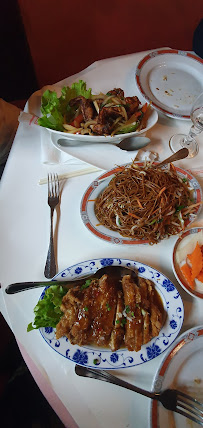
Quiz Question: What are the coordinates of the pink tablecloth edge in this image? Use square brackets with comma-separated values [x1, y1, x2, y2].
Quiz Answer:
[17, 340, 79, 428]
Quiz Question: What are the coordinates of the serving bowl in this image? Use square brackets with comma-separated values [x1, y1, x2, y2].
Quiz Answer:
[172, 227, 203, 299]
[45, 107, 158, 145]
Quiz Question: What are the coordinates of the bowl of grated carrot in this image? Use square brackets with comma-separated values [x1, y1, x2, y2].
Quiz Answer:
[172, 227, 203, 299]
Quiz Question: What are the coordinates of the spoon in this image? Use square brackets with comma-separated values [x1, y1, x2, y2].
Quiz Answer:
[57, 136, 151, 152]
[152, 147, 189, 168]
[117, 136, 151, 151]
[5, 265, 137, 294]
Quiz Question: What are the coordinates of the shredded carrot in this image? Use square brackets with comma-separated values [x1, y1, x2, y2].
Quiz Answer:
[136, 198, 144, 209]
[170, 164, 176, 172]
[187, 242, 203, 280]
[128, 212, 140, 219]
[180, 263, 194, 288]
[158, 187, 166, 197]
[141, 103, 148, 113]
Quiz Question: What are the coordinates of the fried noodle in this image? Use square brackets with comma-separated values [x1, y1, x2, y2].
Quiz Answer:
[94, 161, 200, 244]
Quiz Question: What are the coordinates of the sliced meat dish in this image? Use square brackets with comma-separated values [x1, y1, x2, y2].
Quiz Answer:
[55, 272, 164, 352]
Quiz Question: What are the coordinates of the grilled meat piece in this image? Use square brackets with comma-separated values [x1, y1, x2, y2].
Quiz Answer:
[92, 106, 123, 135]
[56, 275, 119, 348]
[125, 96, 140, 118]
[69, 96, 96, 122]
[107, 88, 125, 98]
[121, 274, 143, 352]
[55, 287, 82, 340]
[91, 274, 118, 346]
[122, 274, 163, 352]
[91, 123, 112, 136]
[109, 290, 125, 351]
[138, 277, 151, 344]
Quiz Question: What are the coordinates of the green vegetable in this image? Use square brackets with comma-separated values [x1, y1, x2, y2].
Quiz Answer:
[125, 305, 130, 313]
[81, 279, 92, 290]
[38, 80, 92, 131]
[175, 205, 185, 213]
[27, 285, 67, 332]
[148, 218, 157, 225]
[120, 318, 127, 327]
[116, 121, 139, 135]
[106, 303, 111, 311]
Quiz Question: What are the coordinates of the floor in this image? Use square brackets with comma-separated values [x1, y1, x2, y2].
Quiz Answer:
[0, 313, 66, 428]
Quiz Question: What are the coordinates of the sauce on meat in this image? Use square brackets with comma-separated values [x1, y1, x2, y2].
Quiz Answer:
[55, 273, 165, 352]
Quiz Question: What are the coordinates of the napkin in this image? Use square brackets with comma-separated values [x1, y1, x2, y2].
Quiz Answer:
[40, 127, 84, 166]
[40, 127, 150, 171]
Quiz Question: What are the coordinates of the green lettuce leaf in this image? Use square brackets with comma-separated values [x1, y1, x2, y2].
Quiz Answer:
[27, 285, 67, 332]
[38, 80, 92, 131]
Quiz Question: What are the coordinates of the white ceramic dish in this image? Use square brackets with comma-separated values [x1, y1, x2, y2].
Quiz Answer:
[172, 227, 203, 299]
[80, 164, 202, 245]
[39, 257, 184, 369]
[150, 325, 203, 427]
[135, 49, 203, 119]
[45, 107, 158, 145]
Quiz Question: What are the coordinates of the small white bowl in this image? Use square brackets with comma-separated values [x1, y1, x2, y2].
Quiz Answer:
[172, 227, 203, 299]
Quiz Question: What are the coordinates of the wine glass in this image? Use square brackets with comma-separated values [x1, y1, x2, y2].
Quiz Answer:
[169, 92, 203, 158]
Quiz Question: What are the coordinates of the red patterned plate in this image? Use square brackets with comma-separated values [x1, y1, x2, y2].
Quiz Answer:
[80, 163, 202, 245]
[136, 49, 203, 119]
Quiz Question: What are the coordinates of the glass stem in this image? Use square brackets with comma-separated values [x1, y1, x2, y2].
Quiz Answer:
[184, 125, 202, 144]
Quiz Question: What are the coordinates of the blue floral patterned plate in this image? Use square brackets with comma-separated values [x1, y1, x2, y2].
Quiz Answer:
[39, 258, 184, 369]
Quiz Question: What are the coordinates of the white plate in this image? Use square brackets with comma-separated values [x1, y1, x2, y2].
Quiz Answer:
[45, 107, 158, 144]
[39, 257, 184, 369]
[80, 163, 202, 245]
[150, 325, 203, 428]
[135, 49, 203, 119]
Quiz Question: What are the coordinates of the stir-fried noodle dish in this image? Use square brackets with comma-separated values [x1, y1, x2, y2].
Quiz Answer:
[95, 161, 201, 244]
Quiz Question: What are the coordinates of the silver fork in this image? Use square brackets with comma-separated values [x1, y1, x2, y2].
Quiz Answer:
[44, 173, 59, 279]
[75, 365, 203, 426]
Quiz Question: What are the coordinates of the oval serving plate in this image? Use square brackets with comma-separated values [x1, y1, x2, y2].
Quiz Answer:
[135, 49, 203, 119]
[150, 325, 203, 428]
[39, 257, 184, 369]
[80, 163, 202, 245]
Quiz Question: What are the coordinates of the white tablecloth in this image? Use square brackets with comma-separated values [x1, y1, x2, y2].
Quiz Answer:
[0, 48, 203, 428]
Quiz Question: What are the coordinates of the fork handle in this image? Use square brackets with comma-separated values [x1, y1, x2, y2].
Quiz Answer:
[44, 207, 56, 279]
[75, 365, 155, 400]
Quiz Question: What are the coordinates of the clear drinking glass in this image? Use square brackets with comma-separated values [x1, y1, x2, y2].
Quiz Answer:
[169, 92, 203, 158]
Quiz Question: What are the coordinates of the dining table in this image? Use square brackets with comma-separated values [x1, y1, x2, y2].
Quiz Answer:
[0, 47, 203, 428]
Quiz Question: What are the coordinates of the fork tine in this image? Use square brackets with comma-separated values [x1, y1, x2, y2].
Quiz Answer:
[176, 391, 203, 426]
[47, 173, 59, 198]
[177, 390, 203, 408]
[55, 173, 59, 197]
[175, 407, 203, 426]
[177, 400, 203, 417]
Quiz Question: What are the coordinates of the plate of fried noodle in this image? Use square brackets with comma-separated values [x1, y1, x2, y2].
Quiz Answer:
[80, 161, 202, 245]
